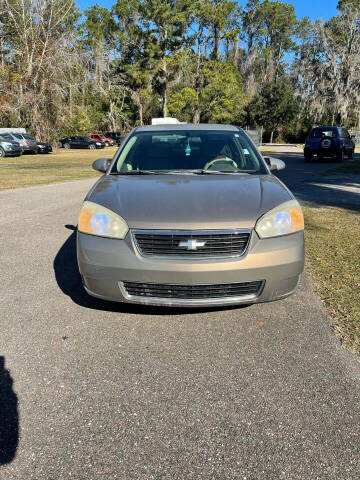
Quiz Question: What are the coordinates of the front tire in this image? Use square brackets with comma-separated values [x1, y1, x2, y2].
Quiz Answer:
[304, 152, 312, 163]
[89, 144, 96, 150]
[64, 143, 71, 149]
[0, 147, 5, 157]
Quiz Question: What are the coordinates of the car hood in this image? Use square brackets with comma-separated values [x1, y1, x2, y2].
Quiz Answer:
[86, 174, 293, 230]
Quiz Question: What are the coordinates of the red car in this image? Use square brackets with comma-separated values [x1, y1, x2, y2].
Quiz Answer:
[89, 133, 114, 147]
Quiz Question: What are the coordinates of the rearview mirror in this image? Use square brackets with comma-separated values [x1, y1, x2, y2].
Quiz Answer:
[264, 157, 285, 172]
[92, 158, 111, 173]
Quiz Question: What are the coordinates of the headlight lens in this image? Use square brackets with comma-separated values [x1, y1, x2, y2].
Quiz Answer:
[78, 201, 128, 239]
[255, 200, 304, 239]
[3, 142, 12, 150]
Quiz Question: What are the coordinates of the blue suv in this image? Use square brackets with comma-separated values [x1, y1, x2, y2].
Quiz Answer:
[304, 126, 355, 162]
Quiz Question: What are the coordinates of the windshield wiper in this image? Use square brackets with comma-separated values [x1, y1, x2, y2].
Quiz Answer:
[190, 170, 252, 175]
[111, 170, 160, 175]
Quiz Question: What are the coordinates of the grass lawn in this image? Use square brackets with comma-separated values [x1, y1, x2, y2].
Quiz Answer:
[304, 206, 360, 352]
[0, 147, 116, 190]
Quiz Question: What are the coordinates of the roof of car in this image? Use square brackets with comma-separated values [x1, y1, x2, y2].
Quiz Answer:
[312, 126, 339, 129]
[134, 124, 241, 132]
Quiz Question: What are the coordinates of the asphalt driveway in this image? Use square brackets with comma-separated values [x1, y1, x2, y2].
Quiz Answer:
[0, 155, 359, 479]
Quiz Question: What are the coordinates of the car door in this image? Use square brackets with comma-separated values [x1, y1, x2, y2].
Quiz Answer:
[70, 136, 81, 148]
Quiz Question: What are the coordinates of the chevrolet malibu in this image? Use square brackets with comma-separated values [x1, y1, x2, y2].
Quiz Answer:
[77, 124, 304, 307]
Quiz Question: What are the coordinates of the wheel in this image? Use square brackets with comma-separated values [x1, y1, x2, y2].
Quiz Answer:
[56, 142, 62, 148]
[0, 147, 5, 157]
[89, 144, 96, 150]
[31, 150, 37, 155]
[304, 152, 312, 163]
[64, 143, 71, 149]
[348, 150, 354, 160]
[337, 149, 345, 162]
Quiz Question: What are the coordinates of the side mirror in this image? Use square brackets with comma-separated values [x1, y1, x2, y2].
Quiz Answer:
[92, 158, 110, 173]
[264, 157, 285, 172]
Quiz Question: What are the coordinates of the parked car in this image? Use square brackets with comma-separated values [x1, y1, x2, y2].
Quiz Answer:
[0, 134, 22, 157]
[57, 136, 104, 149]
[304, 126, 355, 162]
[77, 123, 305, 308]
[5, 132, 38, 154]
[104, 132, 124, 145]
[89, 133, 114, 147]
[37, 142, 53, 154]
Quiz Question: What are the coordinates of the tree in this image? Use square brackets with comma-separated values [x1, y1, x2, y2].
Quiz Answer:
[140, 0, 191, 116]
[250, 79, 298, 143]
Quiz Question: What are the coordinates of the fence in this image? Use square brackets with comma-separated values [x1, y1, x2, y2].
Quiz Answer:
[243, 127, 263, 146]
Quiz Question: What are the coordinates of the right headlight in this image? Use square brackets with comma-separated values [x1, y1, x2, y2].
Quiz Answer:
[255, 200, 304, 239]
[78, 201, 129, 239]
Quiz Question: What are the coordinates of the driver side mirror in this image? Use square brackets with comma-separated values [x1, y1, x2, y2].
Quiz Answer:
[92, 158, 111, 173]
[264, 157, 286, 172]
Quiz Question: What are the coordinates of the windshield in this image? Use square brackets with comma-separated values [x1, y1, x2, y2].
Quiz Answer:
[0, 134, 14, 141]
[111, 130, 267, 174]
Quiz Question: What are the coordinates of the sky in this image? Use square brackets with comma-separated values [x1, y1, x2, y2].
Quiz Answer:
[76, 0, 339, 22]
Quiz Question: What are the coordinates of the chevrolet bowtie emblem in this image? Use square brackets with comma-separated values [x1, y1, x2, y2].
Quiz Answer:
[178, 239, 206, 250]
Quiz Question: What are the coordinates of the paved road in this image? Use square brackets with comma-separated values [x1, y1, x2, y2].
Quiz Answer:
[274, 152, 360, 211]
[0, 155, 359, 479]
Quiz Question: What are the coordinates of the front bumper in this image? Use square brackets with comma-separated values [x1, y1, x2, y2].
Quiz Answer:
[4, 148, 22, 156]
[77, 229, 304, 307]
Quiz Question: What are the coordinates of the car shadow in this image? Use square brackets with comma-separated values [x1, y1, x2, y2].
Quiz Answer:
[54, 228, 251, 316]
[0, 357, 19, 465]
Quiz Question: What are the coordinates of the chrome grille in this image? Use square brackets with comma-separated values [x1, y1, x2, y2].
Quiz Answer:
[132, 230, 251, 257]
[123, 281, 263, 299]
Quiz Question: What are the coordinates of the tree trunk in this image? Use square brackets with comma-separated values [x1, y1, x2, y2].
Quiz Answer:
[193, 102, 200, 124]
[162, 27, 168, 117]
[163, 76, 168, 117]
[193, 32, 202, 124]
[270, 130, 274, 144]
[213, 25, 220, 60]
[139, 101, 143, 126]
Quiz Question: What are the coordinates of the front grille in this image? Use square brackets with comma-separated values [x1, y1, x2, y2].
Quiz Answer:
[133, 230, 251, 257]
[123, 281, 263, 299]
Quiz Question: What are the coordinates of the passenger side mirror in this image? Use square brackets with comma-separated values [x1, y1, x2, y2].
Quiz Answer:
[92, 158, 111, 173]
[264, 157, 286, 172]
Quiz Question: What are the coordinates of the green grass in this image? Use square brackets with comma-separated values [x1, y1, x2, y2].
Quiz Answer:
[325, 158, 360, 175]
[304, 206, 360, 352]
[0, 147, 116, 190]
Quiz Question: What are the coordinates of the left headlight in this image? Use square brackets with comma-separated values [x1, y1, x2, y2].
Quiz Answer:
[255, 200, 304, 239]
[78, 201, 129, 239]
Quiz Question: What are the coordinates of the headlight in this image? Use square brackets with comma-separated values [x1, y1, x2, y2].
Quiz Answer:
[3, 142, 13, 150]
[255, 200, 304, 239]
[96, 142, 102, 145]
[78, 201, 129, 239]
